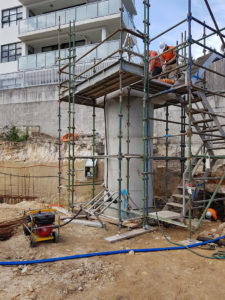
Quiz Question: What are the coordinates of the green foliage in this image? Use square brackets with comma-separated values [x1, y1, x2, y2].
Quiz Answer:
[4, 126, 29, 142]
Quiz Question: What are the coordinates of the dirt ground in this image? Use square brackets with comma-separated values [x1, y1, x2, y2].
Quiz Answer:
[0, 201, 225, 300]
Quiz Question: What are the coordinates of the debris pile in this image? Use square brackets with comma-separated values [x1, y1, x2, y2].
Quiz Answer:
[198, 222, 225, 246]
[0, 216, 24, 241]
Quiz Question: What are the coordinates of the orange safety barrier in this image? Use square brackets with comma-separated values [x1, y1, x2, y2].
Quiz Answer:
[62, 133, 79, 142]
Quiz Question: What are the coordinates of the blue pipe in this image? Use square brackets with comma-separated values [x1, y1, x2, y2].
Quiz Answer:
[1, 235, 225, 266]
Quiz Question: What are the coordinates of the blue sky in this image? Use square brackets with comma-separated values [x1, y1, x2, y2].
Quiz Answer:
[134, 0, 225, 57]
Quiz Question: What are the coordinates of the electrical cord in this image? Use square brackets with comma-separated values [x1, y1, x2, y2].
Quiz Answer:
[52, 208, 83, 229]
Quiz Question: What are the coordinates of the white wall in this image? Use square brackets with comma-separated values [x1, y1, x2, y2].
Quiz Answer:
[0, 0, 24, 73]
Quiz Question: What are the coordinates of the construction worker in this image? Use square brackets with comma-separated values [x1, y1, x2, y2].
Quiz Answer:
[149, 50, 162, 78]
[159, 42, 177, 77]
[206, 208, 218, 221]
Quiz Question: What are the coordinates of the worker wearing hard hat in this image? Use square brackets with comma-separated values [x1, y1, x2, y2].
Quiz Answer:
[149, 50, 162, 78]
[159, 42, 177, 77]
[206, 208, 218, 221]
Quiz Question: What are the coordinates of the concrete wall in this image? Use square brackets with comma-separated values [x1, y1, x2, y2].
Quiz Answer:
[0, 85, 104, 136]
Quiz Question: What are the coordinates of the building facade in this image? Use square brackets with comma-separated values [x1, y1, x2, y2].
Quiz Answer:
[0, 0, 136, 136]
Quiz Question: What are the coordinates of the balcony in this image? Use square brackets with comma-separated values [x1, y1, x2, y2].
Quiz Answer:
[18, 40, 120, 71]
[19, 0, 121, 36]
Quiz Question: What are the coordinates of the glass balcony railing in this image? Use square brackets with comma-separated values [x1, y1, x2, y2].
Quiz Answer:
[123, 4, 135, 31]
[18, 40, 120, 71]
[19, 0, 121, 34]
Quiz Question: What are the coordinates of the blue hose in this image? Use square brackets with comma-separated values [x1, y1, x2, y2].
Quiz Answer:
[1, 235, 225, 266]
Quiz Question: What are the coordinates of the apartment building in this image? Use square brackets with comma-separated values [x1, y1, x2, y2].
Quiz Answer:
[0, 0, 136, 135]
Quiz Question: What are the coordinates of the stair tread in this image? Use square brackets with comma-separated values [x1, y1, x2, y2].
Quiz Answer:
[193, 118, 214, 124]
[173, 194, 189, 199]
[208, 147, 225, 150]
[201, 128, 219, 133]
[203, 138, 225, 142]
[149, 211, 187, 228]
[178, 186, 196, 190]
[166, 202, 183, 208]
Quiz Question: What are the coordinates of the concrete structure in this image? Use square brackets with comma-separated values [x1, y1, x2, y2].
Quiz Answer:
[104, 89, 154, 209]
[0, 0, 136, 136]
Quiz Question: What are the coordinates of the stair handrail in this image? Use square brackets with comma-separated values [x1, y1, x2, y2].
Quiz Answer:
[182, 143, 204, 216]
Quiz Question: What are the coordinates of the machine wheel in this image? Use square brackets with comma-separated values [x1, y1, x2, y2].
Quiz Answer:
[30, 236, 36, 248]
[52, 231, 59, 243]
[23, 224, 30, 236]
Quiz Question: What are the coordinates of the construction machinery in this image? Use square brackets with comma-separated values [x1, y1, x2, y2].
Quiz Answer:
[23, 208, 60, 247]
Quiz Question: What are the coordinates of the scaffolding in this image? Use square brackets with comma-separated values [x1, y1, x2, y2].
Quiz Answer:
[57, 0, 225, 236]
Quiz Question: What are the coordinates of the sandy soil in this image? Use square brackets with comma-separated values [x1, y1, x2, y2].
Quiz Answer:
[0, 202, 225, 300]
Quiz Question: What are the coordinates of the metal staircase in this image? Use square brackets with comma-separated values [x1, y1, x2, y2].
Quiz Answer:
[149, 55, 225, 227]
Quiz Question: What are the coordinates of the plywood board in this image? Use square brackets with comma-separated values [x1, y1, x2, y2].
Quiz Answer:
[105, 227, 156, 243]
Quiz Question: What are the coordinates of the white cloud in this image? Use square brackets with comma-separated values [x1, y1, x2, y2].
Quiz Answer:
[135, 0, 225, 58]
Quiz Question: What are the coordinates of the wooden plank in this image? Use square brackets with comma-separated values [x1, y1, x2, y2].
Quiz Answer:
[63, 218, 102, 228]
[122, 218, 142, 229]
[105, 228, 156, 243]
[91, 215, 141, 228]
[90, 215, 119, 225]
[149, 210, 182, 219]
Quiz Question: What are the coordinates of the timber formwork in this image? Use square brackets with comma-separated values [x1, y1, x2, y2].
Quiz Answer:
[57, 0, 225, 236]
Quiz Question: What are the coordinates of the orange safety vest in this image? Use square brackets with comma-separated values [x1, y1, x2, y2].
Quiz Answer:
[149, 50, 162, 72]
[161, 46, 176, 63]
[207, 208, 217, 221]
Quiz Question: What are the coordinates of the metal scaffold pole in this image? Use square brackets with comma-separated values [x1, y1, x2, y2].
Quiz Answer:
[71, 21, 76, 212]
[118, 0, 123, 231]
[57, 17, 61, 207]
[165, 104, 169, 202]
[92, 103, 96, 199]
[187, 0, 193, 238]
[126, 87, 131, 213]
[67, 22, 72, 211]
[143, 0, 150, 227]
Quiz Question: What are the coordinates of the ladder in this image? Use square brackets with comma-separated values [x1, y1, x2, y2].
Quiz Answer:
[77, 188, 119, 228]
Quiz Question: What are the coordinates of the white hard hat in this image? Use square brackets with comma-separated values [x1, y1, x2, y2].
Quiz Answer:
[206, 211, 212, 219]
[159, 42, 166, 50]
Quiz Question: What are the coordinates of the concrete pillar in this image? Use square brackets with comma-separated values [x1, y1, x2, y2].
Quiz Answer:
[22, 43, 27, 56]
[23, 7, 29, 19]
[101, 27, 108, 41]
[104, 88, 154, 209]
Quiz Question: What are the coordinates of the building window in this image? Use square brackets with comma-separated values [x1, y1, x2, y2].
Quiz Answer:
[1, 43, 22, 63]
[42, 41, 85, 53]
[1, 6, 23, 28]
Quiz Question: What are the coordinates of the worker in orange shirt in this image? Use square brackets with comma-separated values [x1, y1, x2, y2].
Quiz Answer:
[149, 50, 162, 78]
[159, 42, 177, 77]
[206, 208, 218, 221]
